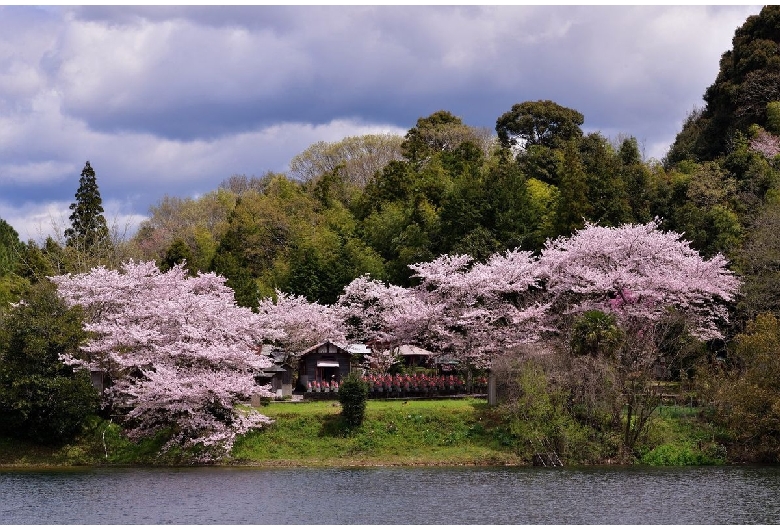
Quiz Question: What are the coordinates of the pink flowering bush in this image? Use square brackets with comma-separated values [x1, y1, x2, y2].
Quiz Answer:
[51, 261, 276, 460]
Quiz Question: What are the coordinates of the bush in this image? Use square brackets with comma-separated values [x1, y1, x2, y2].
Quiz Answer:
[339, 372, 368, 428]
[640, 443, 721, 466]
[0, 281, 99, 444]
[704, 313, 780, 462]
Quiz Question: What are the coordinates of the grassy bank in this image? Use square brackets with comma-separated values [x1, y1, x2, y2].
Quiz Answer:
[230, 397, 521, 467]
[0, 397, 724, 467]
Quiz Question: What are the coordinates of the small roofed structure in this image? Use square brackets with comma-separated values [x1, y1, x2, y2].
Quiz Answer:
[347, 343, 372, 366]
[434, 353, 460, 373]
[347, 343, 372, 356]
[256, 345, 293, 398]
[392, 344, 434, 368]
[297, 340, 353, 391]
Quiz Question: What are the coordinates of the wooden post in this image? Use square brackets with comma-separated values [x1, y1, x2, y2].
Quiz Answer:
[488, 370, 497, 406]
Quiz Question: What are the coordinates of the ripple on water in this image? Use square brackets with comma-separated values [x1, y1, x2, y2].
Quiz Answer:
[1, 466, 779, 524]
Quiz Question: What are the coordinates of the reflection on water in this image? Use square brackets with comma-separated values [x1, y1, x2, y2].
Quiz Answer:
[1, 466, 779, 524]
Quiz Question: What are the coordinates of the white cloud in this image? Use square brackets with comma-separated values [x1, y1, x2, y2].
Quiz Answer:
[0, 91, 406, 238]
[0, 198, 148, 244]
[0, 160, 76, 186]
[0, 200, 71, 243]
[0, 4, 768, 239]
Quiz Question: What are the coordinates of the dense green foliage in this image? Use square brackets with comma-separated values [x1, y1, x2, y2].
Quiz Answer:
[0, 281, 99, 444]
[0, 219, 21, 277]
[667, 6, 780, 164]
[0, 219, 27, 307]
[338, 372, 369, 428]
[699, 313, 780, 462]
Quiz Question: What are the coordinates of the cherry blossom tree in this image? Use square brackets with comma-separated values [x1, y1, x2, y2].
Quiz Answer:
[337, 220, 739, 451]
[338, 250, 548, 369]
[538, 219, 740, 340]
[537, 220, 740, 451]
[255, 290, 346, 356]
[337, 274, 431, 348]
[407, 251, 549, 368]
[51, 261, 275, 460]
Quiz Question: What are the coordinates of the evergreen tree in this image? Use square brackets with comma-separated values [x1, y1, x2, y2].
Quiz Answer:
[210, 252, 260, 311]
[0, 218, 21, 276]
[0, 219, 27, 307]
[65, 161, 111, 252]
[160, 238, 194, 275]
[666, 5, 780, 165]
[0, 281, 99, 443]
[579, 133, 632, 227]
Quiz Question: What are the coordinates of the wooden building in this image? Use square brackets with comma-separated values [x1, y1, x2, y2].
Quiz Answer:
[393, 344, 434, 368]
[256, 345, 294, 398]
[297, 340, 352, 391]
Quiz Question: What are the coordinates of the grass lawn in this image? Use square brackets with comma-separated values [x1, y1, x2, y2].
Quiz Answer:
[230, 397, 523, 467]
[0, 398, 723, 468]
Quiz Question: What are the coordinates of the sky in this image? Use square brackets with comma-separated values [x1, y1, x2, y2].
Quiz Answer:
[0, 5, 764, 242]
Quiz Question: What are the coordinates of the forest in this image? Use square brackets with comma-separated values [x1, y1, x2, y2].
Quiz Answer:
[1, 6, 780, 464]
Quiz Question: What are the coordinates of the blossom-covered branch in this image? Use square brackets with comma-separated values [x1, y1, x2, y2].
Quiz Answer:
[51, 261, 275, 459]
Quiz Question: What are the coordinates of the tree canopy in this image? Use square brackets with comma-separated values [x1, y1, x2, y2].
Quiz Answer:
[496, 100, 584, 150]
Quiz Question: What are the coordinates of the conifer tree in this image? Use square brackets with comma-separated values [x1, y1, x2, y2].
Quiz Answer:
[65, 161, 111, 252]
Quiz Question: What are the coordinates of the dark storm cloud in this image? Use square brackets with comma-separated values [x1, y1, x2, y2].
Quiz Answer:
[56, 6, 480, 139]
[51, 6, 750, 143]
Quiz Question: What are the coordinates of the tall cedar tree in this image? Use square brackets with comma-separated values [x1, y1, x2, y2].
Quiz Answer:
[65, 161, 111, 251]
[0, 218, 21, 276]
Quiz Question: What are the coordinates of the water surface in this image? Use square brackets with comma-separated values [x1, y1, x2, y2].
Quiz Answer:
[1, 465, 778, 524]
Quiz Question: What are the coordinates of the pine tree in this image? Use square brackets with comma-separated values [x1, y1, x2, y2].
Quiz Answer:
[65, 161, 111, 252]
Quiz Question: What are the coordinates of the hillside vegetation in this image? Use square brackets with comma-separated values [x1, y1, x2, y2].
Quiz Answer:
[2, 6, 780, 464]
[0, 398, 723, 467]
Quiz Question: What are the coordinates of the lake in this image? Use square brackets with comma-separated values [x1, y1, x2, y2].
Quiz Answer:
[1, 465, 779, 524]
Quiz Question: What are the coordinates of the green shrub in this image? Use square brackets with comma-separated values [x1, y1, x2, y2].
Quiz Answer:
[640, 442, 721, 466]
[0, 281, 99, 444]
[338, 372, 368, 429]
[767, 101, 780, 134]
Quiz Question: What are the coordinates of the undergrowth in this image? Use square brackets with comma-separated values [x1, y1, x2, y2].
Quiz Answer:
[0, 399, 725, 468]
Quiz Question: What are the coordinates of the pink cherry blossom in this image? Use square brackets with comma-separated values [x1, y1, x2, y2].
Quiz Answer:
[256, 290, 346, 357]
[339, 250, 548, 368]
[538, 220, 740, 340]
[51, 261, 275, 459]
[750, 129, 780, 159]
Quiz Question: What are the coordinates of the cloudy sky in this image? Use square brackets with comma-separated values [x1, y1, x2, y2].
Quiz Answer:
[0, 5, 763, 242]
